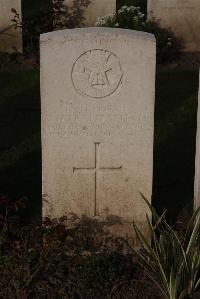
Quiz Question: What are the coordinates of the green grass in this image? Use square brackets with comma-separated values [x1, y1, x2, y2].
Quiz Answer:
[0, 67, 199, 222]
[153, 67, 199, 221]
[0, 70, 41, 221]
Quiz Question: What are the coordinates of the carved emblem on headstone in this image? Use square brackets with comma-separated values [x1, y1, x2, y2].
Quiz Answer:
[71, 49, 123, 98]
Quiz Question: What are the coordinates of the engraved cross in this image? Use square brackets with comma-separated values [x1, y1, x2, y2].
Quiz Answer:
[73, 143, 122, 216]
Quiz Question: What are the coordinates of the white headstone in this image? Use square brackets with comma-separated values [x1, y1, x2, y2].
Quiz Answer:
[194, 72, 200, 210]
[148, 0, 200, 52]
[0, 0, 22, 52]
[41, 28, 156, 246]
[64, 0, 116, 26]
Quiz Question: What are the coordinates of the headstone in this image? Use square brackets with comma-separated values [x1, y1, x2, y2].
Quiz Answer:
[41, 28, 156, 247]
[148, 0, 200, 52]
[194, 71, 200, 210]
[0, 0, 22, 52]
[64, 0, 116, 26]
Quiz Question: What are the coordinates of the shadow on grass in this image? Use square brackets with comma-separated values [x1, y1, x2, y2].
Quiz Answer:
[153, 67, 199, 222]
[0, 70, 41, 222]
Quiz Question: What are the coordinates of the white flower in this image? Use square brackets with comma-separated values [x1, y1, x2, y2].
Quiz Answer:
[133, 16, 139, 21]
[138, 12, 145, 18]
[95, 14, 113, 26]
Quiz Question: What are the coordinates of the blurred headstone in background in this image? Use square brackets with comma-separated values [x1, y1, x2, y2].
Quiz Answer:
[148, 0, 200, 52]
[0, 0, 22, 52]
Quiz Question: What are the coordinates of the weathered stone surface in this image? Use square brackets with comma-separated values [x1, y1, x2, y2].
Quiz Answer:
[194, 72, 200, 210]
[64, 0, 116, 26]
[0, 0, 22, 52]
[148, 0, 200, 52]
[41, 28, 156, 247]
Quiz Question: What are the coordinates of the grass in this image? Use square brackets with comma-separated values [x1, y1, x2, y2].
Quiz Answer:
[0, 66, 199, 222]
[0, 69, 41, 221]
[153, 67, 199, 222]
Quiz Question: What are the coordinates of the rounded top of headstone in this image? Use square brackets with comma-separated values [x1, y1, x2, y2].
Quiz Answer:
[40, 27, 156, 44]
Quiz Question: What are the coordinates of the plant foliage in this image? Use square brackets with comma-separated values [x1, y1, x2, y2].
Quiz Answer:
[96, 5, 183, 64]
[129, 194, 200, 299]
[11, 0, 91, 55]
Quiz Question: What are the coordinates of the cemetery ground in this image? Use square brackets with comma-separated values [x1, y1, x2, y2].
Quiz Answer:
[0, 61, 199, 298]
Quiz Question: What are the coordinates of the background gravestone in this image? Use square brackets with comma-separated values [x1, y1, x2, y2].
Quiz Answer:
[0, 0, 22, 52]
[64, 0, 116, 26]
[148, 0, 200, 52]
[194, 72, 200, 210]
[41, 28, 156, 246]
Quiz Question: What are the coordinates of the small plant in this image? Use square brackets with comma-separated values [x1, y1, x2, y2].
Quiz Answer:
[0, 195, 26, 246]
[129, 194, 200, 299]
[96, 5, 183, 64]
[53, 0, 91, 29]
[117, 0, 147, 14]
[11, 0, 91, 56]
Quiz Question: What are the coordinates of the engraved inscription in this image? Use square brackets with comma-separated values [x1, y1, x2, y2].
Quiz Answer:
[73, 143, 122, 216]
[48, 110, 153, 138]
[71, 49, 123, 99]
